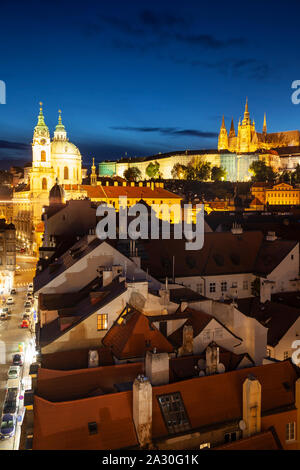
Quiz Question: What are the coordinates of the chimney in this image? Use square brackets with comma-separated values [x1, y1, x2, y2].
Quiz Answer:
[242, 375, 261, 438]
[102, 269, 113, 287]
[206, 343, 219, 375]
[260, 279, 271, 303]
[231, 222, 243, 235]
[145, 350, 169, 386]
[181, 325, 193, 356]
[266, 231, 277, 241]
[133, 375, 152, 448]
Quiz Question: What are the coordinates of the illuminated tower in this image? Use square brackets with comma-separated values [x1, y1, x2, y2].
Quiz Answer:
[237, 98, 257, 153]
[90, 158, 97, 186]
[262, 113, 267, 135]
[218, 115, 228, 151]
[228, 117, 236, 152]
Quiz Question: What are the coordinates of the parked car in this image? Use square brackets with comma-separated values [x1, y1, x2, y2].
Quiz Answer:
[23, 314, 30, 321]
[0, 311, 8, 320]
[10, 288, 16, 295]
[7, 366, 20, 380]
[0, 414, 16, 439]
[27, 283, 33, 293]
[6, 297, 14, 305]
[12, 354, 23, 366]
[24, 301, 31, 309]
[20, 319, 29, 328]
[3, 388, 18, 415]
[24, 308, 31, 316]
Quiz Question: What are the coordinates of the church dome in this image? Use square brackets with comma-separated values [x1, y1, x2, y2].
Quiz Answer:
[49, 179, 65, 204]
[51, 140, 81, 157]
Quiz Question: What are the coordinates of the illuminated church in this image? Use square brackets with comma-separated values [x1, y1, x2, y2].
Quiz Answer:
[218, 98, 300, 153]
[13, 103, 84, 252]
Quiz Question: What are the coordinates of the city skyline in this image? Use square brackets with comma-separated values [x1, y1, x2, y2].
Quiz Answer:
[1, 0, 300, 165]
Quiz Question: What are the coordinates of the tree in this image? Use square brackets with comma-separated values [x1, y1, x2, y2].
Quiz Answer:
[146, 161, 160, 179]
[249, 160, 277, 183]
[123, 166, 142, 182]
[291, 164, 300, 184]
[183, 163, 196, 180]
[194, 162, 211, 181]
[171, 163, 187, 179]
[211, 166, 227, 182]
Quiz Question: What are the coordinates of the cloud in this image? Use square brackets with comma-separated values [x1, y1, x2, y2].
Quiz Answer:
[175, 33, 246, 49]
[0, 140, 30, 150]
[110, 126, 218, 138]
[183, 57, 271, 80]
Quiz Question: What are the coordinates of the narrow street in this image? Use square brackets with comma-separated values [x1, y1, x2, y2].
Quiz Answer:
[0, 254, 36, 450]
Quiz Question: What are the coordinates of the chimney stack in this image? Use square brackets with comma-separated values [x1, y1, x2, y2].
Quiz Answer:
[145, 350, 169, 386]
[133, 375, 152, 448]
[206, 343, 219, 375]
[180, 325, 193, 356]
[242, 375, 261, 438]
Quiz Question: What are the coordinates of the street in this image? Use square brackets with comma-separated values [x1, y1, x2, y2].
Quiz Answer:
[0, 254, 36, 450]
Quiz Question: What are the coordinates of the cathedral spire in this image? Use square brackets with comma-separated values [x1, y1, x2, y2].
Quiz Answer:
[263, 112, 267, 134]
[229, 117, 235, 137]
[221, 115, 226, 129]
[242, 97, 250, 125]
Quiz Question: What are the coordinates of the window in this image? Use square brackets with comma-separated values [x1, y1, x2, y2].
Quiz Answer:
[97, 314, 108, 331]
[196, 283, 202, 294]
[243, 280, 248, 290]
[221, 281, 227, 292]
[291, 254, 294, 260]
[215, 328, 223, 339]
[88, 422, 98, 435]
[203, 329, 211, 341]
[209, 282, 216, 293]
[41, 150, 46, 162]
[266, 348, 271, 357]
[157, 392, 190, 435]
[42, 178, 47, 190]
[232, 281, 238, 288]
[284, 351, 289, 360]
[224, 432, 237, 443]
[64, 166, 69, 180]
[200, 443, 210, 449]
[286, 422, 296, 441]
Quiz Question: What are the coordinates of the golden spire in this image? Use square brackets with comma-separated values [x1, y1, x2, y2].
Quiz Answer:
[263, 112, 267, 134]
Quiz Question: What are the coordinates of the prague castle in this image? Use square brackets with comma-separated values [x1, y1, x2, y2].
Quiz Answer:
[99, 98, 300, 182]
[218, 98, 300, 153]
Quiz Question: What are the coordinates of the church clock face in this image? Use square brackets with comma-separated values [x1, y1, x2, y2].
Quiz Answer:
[40, 138, 46, 145]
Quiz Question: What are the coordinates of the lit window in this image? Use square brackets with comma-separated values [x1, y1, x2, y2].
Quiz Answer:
[196, 283, 202, 294]
[286, 422, 296, 441]
[203, 329, 211, 341]
[157, 392, 190, 435]
[266, 348, 271, 357]
[42, 178, 47, 190]
[243, 280, 248, 290]
[232, 282, 237, 288]
[284, 351, 289, 360]
[64, 166, 69, 180]
[41, 150, 46, 162]
[200, 443, 210, 449]
[97, 314, 108, 331]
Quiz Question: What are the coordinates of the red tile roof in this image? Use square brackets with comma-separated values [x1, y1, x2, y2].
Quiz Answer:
[32, 360, 299, 450]
[215, 428, 282, 450]
[81, 184, 181, 200]
[102, 307, 174, 359]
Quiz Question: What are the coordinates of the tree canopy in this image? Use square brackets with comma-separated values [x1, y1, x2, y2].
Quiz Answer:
[123, 166, 142, 182]
[146, 161, 160, 179]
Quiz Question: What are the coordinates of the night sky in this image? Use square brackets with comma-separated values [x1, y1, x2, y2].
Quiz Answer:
[1, 0, 300, 167]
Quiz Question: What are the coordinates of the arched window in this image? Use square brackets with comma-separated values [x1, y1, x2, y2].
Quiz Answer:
[41, 150, 46, 162]
[64, 166, 69, 180]
[42, 178, 47, 190]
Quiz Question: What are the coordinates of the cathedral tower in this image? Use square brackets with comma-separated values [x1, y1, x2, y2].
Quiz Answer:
[218, 115, 228, 151]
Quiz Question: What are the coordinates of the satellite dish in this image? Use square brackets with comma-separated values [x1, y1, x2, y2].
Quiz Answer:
[239, 420, 246, 431]
[197, 359, 206, 370]
[217, 363, 225, 374]
[198, 370, 205, 377]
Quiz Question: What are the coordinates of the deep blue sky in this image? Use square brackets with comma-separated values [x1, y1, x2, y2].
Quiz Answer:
[1, 0, 300, 167]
